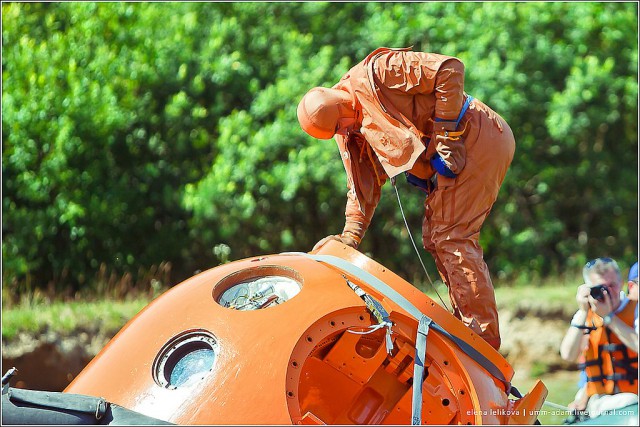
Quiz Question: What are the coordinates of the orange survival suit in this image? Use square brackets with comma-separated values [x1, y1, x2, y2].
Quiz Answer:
[578, 300, 639, 396]
[317, 47, 515, 350]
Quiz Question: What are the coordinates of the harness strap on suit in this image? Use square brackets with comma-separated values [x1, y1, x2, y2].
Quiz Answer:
[406, 95, 474, 189]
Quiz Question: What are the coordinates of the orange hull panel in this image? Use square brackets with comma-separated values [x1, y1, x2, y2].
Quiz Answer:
[65, 242, 546, 424]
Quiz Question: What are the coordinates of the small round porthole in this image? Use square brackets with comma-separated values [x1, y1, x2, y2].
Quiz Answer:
[154, 330, 219, 389]
[214, 266, 303, 311]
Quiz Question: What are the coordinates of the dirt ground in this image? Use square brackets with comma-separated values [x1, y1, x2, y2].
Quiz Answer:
[2, 329, 114, 391]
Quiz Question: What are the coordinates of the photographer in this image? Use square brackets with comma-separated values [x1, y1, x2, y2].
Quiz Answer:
[560, 257, 638, 418]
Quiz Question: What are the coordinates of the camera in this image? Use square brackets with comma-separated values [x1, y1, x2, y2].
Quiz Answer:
[589, 284, 607, 301]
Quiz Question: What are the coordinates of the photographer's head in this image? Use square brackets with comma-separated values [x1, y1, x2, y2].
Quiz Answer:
[583, 257, 622, 311]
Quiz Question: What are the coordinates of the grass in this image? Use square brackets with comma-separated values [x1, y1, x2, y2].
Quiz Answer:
[2, 278, 581, 342]
[3, 273, 582, 339]
[1, 298, 150, 341]
[2, 263, 170, 341]
[424, 273, 581, 314]
[513, 370, 580, 425]
[495, 283, 578, 313]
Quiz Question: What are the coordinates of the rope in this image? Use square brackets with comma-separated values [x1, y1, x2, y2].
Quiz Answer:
[390, 178, 451, 312]
[346, 322, 395, 355]
[542, 400, 572, 412]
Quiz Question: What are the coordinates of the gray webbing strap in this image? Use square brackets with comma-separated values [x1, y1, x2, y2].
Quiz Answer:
[412, 315, 431, 425]
[300, 253, 515, 394]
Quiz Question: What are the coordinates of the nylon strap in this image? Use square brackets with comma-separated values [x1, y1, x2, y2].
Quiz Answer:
[411, 315, 431, 425]
[297, 253, 518, 397]
[571, 323, 598, 333]
[587, 373, 637, 382]
[577, 360, 600, 369]
[434, 94, 474, 128]
[455, 95, 474, 126]
[600, 343, 627, 352]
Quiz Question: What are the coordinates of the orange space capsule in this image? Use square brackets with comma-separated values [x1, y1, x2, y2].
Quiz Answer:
[61, 241, 546, 425]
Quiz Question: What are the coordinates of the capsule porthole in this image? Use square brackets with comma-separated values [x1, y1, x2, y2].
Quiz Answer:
[214, 266, 303, 311]
[154, 330, 219, 389]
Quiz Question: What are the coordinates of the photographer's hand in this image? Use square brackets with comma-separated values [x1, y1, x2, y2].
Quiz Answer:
[588, 288, 613, 318]
[561, 285, 592, 362]
[576, 284, 591, 312]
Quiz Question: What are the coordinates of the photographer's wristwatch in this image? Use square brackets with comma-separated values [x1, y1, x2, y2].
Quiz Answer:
[603, 313, 614, 326]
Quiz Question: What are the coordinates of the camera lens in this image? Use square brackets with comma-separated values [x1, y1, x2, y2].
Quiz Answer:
[590, 285, 606, 301]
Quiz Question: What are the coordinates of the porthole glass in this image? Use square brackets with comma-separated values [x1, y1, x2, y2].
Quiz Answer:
[154, 331, 218, 389]
[218, 275, 301, 311]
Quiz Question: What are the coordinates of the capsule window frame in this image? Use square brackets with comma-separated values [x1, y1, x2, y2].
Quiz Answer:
[212, 265, 304, 311]
[153, 329, 219, 389]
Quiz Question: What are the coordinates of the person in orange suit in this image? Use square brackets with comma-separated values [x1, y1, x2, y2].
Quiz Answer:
[297, 47, 515, 350]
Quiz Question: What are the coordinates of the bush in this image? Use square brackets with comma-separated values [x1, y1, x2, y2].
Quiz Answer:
[2, 2, 637, 293]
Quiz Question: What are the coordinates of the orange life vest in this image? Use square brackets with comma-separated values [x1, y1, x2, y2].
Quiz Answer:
[578, 299, 639, 396]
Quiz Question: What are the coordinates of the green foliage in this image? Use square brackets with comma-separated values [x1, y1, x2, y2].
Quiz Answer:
[1, 298, 149, 341]
[528, 361, 550, 379]
[2, 2, 638, 292]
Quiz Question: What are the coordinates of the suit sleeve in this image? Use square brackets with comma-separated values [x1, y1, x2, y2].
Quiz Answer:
[343, 181, 380, 244]
[337, 133, 386, 243]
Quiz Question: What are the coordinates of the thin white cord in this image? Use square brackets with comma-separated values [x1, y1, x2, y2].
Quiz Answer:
[542, 400, 572, 412]
[391, 178, 451, 312]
